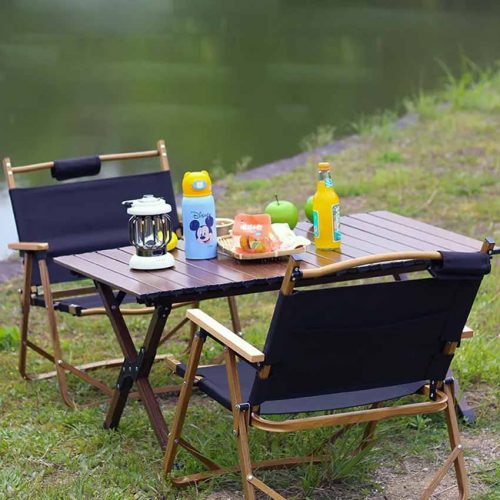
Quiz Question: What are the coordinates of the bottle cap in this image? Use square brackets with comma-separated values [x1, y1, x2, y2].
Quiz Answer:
[182, 170, 212, 197]
[318, 162, 331, 171]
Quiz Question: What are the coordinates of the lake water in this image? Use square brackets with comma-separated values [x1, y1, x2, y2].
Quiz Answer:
[1, 1, 500, 258]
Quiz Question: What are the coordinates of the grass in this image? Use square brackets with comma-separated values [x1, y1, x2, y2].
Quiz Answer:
[1, 65, 499, 498]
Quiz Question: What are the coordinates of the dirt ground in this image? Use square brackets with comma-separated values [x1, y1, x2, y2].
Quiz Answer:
[373, 429, 498, 500]
[203, 424, 499, 499]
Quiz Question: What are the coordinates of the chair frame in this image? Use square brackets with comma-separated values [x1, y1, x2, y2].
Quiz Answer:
[162, 249, 492, 499]
[3, 140, 241, 408]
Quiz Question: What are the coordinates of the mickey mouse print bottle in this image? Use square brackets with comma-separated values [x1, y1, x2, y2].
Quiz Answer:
[182, 171, 218, 259]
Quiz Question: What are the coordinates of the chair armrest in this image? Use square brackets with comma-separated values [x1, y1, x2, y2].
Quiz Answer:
[186, 308, 265, 363]
[8, 241, 49, 251]
[461, 326, 473, 339]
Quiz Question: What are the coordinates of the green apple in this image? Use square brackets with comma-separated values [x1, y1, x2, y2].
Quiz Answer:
[304, 195, 314, 223]
[265, 195, 298, 229]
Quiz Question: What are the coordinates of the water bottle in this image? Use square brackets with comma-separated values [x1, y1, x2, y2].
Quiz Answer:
[182, 170, 217, 259]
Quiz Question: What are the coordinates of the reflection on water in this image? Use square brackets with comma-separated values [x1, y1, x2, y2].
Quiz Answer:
[1, 0, 500, 257]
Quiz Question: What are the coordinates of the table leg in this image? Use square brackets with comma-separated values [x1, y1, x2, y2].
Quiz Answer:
[95, 282, 171, 448]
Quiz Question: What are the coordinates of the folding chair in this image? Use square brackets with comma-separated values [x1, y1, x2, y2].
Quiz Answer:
[164, 248, 492, 499]
[3, 140, 241, 408]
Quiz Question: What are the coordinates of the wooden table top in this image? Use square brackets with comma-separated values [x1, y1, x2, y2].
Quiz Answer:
[54, 210, 483, 304]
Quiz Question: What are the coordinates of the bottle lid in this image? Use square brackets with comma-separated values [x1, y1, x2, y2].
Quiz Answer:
[182, 170, 212, 197]
[318, 162, 331, 171]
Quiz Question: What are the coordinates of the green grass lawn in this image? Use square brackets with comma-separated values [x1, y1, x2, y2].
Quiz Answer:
[1, 65, 499, 498]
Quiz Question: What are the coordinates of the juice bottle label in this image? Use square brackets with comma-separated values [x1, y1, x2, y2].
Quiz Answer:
[332, 204, 341, 241]
[313, 210, 319, 238]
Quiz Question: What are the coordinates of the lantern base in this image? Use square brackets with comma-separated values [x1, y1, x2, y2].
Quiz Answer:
[129, 252, 175, 270]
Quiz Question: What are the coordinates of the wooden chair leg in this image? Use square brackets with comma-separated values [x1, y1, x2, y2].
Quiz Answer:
[422, 383, 470, 499]
[224, 350, 282, 498]
[357, 420, 378, 453]
[18, 253, 33, 380]
[235, 411, 256, 500]
[356, 402, 381, 452]
[163, 330, 206, 475]
[38, 259, 75, 408]
[443, 382, 470, 499]
[227, 296, 242, 335]
[190, 301, 200, 338]
[224, 350, 256, 499]
[234, 409, 285, 500]
[310, 424, 354, 455]
[182, 301, 200, 354]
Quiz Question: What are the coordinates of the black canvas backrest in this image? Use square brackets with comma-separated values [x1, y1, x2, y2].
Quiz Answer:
[248, 253, 489, 407]
[9, 170, 179, 285]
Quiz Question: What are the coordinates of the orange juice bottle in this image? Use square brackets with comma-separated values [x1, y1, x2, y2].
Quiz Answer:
[312, 162, 341, 250]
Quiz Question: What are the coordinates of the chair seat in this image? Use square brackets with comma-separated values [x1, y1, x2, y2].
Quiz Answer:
[32, 293, 137, 316]
[177, 362, 426, 415]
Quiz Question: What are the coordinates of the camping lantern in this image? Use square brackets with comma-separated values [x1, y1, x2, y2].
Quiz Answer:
[122, 195, 175, 270]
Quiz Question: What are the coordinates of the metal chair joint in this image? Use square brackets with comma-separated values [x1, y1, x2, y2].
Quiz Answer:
[429, 379, 438, 400]
[34, 251, 48, 261]
[196, 329, 208, 340]
[235, 402, 250, 412]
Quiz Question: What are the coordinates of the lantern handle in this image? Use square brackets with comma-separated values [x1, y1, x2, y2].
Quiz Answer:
[122, 195, 165, 207]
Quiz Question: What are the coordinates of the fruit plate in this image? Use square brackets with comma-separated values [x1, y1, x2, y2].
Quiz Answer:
[217, 234, 307, 261]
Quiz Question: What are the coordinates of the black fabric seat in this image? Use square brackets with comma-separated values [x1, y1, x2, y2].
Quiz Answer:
[176, 362, 426, 415]
[31, 292, 137, 316]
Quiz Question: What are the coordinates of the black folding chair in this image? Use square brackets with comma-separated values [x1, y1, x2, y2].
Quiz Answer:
[3, 140, 241, 407]
[164, 249, 492, 499]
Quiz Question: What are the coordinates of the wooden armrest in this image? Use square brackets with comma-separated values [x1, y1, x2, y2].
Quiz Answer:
[186, 309, 265, 363]
[8, 241, 49, 251]
[461, 326, 473, 339]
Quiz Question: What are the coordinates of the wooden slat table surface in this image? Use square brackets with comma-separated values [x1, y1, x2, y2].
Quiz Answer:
[55, 210, 483, 303]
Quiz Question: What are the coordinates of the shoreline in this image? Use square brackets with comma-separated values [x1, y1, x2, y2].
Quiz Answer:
[0, 259, 22, 282]
[213, 112, 417, 195]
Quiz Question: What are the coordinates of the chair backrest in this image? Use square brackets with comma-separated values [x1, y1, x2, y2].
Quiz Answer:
[4, 140, 180, 285]
[248, 251, 490, 407]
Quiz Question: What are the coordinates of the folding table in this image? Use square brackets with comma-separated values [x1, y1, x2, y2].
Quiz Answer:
[54, 210, 493, 449]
